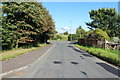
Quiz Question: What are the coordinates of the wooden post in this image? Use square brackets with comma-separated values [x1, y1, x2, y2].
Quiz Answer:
[104, 39, 106, 49]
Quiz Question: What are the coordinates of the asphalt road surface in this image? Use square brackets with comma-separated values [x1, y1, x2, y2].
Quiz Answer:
[6, 41, 119, 78]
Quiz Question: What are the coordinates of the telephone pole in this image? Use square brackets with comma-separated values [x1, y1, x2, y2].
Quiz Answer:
[70, 21, 72, 41]
[118, 1, 120, 15]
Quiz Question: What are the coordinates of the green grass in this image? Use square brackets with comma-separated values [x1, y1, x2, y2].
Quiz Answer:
[0, 44, 47, 61]
[74, 44, 120, 67]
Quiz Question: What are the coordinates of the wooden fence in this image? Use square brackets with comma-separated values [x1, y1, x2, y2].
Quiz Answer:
[78, 38, 106, 48]
[78, 38, 120, 50]
[106, 43, 120, 50]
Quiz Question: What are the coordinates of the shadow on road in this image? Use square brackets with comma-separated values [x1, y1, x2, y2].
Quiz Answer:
[68, 45, 84, 53]
[81, 53, 93, 57]
[68, 45, 93, 58]
[81, 71, 88, 77]
[80, 55, 84, 59]
[96, 62, 120, 77]
[67, 45, 73, 47]
[53, 61, 62, 64]
[71, 62, 79, 65]
[73, 48, 85, 54]
[69, 41, 77, 44]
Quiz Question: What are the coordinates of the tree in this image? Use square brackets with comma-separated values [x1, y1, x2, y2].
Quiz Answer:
[87, 28, 110, 40]
[86, 8, 120, 38]
[51, 34, 63, 40]
[68, 34, 77, 41]
[2, 2, 55, 50]
[2, 22, 17, 50]
[76, 26, 86, 39]
[63, 31, 68, 35]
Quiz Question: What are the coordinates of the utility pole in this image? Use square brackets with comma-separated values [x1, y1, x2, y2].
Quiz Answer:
[70, 21, 72, 41]
[118, 1, 120, 15]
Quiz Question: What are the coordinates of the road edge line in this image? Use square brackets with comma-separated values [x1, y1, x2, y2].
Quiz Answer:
[0, 43, 56, 78]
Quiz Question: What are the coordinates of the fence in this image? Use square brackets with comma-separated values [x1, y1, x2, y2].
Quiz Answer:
[78, 38, 106, 48]
[78, 38, 120, 50]
[106, 43, 120, 50]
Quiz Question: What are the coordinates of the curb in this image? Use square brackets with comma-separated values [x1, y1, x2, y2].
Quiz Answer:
[0, 43, 56, 78]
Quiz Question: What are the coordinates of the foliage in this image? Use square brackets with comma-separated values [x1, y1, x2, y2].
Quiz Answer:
[51, 34, 68, 41]
[67, 26, 86, 41]
[2, 2, 55, 50]
[63, 31, 68, 35]
[52, 34, 62, 40]
[68, 34, 77, 41]
[76, 26, 86, 39]
[87, 28, 110, 40]
[111, 37, 120, 43]
[2, 23, 16, 50]
[75, 44, 120, 66]
[86, 8, 120, 38]
[84, 30, 93, 38]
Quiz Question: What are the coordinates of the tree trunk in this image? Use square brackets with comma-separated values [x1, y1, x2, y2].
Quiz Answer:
[15, 39, 19, 48]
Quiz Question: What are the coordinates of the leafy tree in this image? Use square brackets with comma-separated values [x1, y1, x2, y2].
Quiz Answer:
[51, 34, 63, 40]
[68, 34, 77, 41]
[86, 8, 119, 38]
[0, 5, 2, 50]
[2, 2, 55, 50]
[76, 26, 86, 39]
[2, 22, 16, 50]
[87, 28, 110, 40]
[63, 31, 68, 35]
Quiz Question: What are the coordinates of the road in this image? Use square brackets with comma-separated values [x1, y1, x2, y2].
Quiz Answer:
[6, 41, 119, 78]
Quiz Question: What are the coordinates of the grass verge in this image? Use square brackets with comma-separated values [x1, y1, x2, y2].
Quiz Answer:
[74, 44, 120, 67]
[0, 44, 47, 61]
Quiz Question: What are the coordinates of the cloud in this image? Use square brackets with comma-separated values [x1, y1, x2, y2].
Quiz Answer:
[61, 27, 70, 30]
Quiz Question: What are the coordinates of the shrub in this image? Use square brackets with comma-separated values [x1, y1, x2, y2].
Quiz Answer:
[111, 37, 120, 43]
[87, 28, 110, 40]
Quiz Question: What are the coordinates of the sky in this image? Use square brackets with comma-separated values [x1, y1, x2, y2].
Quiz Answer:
[38, 0, 119, 2]
[41, 2, 118, 34]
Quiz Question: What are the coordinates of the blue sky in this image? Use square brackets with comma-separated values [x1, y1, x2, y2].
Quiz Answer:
[41, 2, 118, 33]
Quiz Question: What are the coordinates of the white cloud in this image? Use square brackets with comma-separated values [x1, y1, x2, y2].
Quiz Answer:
[61, 27, 70, 30]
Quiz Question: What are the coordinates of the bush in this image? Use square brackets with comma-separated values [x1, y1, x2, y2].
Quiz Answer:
[111, 37, 120, 43]
[87, 28, 110, 40]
